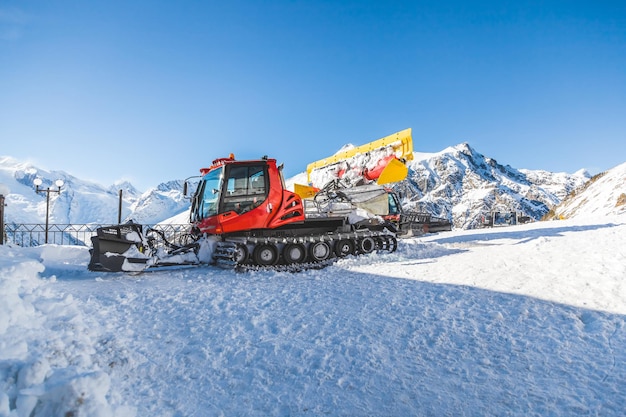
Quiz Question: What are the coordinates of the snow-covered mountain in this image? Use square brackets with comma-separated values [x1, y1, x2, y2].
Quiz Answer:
[549, 161, 626, 219]
[1, 145, 617, 231]
[0, 156, 135, 224]
[392, 143, 591, 229]
[0, 156, 188, 226]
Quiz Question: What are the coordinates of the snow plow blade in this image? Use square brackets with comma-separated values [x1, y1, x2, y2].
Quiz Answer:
[88, 223, 202, 273]
[88, 223, 150, 272]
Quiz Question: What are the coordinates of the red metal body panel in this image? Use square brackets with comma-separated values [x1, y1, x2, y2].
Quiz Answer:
[193, 157, 306, 235]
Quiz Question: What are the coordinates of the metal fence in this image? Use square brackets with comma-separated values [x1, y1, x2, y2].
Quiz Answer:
[3, 223, 192, 248]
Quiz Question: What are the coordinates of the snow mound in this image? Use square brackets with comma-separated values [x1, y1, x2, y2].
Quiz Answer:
[0, 245, 135, 417]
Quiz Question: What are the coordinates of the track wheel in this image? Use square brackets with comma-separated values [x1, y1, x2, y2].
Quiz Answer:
[233, 243, 249, 264]
[309, 241, 332, 262]
[253, 243, 279, 266]
[387, 236, 398, 253]
[283, 243, 307, 264]
[334, 239, 355, 257]
[357, 237, 376, 254]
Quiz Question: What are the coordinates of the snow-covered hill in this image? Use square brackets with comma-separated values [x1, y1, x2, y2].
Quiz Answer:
[1, 216, 625, 416]
[550, 162, 626, 219]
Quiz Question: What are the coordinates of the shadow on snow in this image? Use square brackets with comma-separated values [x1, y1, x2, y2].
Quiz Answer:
[426, 221, 620, 246]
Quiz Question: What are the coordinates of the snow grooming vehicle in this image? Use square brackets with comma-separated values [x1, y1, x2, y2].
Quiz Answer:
[188, 154, 398, 270]
[88, 129, 414, 273]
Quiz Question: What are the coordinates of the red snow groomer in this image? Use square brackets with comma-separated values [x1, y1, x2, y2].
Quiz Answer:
[88, 129, 414, 272]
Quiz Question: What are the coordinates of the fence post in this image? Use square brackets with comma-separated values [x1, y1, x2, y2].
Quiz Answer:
[118, 189, 123, 224]
[0, 183, 9, 245]
[0, 193, 5, 245]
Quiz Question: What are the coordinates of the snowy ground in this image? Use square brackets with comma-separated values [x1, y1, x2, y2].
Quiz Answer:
[1, 216, 625, 416]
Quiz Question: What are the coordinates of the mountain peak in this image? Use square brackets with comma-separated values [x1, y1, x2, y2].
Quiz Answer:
[573, 168, 591, 178]
[110, 180, 141, 198]
[453, 142, 473, 152]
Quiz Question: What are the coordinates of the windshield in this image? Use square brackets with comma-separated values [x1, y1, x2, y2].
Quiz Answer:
[191, 167, 224, 221]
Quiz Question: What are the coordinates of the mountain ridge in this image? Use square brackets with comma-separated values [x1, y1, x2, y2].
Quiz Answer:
[1, 145, 621, 233]
[394, 143, 590, 228]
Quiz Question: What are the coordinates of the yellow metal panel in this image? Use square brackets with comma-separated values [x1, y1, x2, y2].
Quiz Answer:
[306, 128, 413, 183]
[376, 157, 409, 185]
[294, 183, 318, 199]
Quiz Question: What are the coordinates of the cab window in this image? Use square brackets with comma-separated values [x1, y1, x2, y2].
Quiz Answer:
[223, 165, 267, 213]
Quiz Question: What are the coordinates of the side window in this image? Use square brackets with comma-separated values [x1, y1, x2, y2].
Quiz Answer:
[248, 166, 266, 195]
[227, 166, 250, 195]
[388, 193, 400, 215]
[223, 165, 267, 213]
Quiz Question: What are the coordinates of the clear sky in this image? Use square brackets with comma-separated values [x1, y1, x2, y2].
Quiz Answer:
[1, 0, 625, 191]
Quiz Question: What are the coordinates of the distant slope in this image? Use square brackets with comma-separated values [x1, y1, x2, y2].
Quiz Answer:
[0, 156, 187, 226]
[0, 156, 141, 224]
[549, 162, 626, 219]
[127, 180, 189, 224]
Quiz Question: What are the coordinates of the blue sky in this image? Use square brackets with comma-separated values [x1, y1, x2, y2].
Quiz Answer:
[1, 1, 625, 190]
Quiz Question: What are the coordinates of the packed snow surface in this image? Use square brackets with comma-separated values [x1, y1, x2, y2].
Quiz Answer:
[1, 216, 625, 416]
